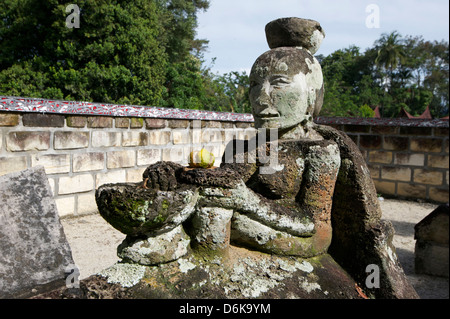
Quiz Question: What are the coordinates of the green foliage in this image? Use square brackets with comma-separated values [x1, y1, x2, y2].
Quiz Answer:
[212, 71, 251, 113]
[0, 2, 448, 118]
[359, 104, 375, 118]
[319, 33, 449, 118]
[163, 56, 205, 109]
[0, 0, 209, 107]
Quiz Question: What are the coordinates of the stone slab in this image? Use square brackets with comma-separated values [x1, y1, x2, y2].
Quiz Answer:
[415, 203, 449, 277]
[0, 167, 75, 298]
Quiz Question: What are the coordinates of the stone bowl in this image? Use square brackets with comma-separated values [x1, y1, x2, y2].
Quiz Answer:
[95, 183, 198, 237]
[265, 17, 325, 54]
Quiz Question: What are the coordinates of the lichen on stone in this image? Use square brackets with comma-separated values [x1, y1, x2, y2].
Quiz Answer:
[97, 263, 146, 288]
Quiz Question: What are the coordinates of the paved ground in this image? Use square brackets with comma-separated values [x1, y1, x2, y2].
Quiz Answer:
[379, 199, 448, 299]
[61, 198, 448, 299]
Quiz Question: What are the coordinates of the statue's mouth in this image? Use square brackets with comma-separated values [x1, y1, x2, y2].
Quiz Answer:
[256, 114, 280, 120]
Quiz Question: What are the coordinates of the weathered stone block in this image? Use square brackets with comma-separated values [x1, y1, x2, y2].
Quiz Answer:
[59, 174, 94, 195]
[434, 128, 450, 137]
[220, 121, 234, 129]
[130, 118, 144, 129]
[223, 129, 238, 143]
[382, 166, 412, 182]
[137, 149, 161, 166]
[373, 180, 396, 195]
[66, 116, 86, 128]
[145, 118, 166, 129]
[359, 135, 382, 150]
[172, 130, 190, 145]
[55, 196, 76, 218]
[126, 168, 145, 183]
[235, 122, 253, 129]
[415, 243, 449, 277]
[413, 169, 443, 185]
[7, 131, 51, 151]
[397, 183, 427, 199]
[410, 138, 442, 153]
[162, 147, 185, 163]
[369, 151, 393, 164]
[400, 127, 432, 136]
[73, 152, 105, 172]
[342, 124, 370, 133]
[428, 155, 449, 169]
[54, 131, 89, 150]
[122, 132, 148, 147]
[0, 156, 28, 176]
[96, 170, 127, 188]
[384, 136, 409, 151]
[168, 119, 189, 129]
[429, 188, 450, 203]
[367, 164, 380, 179]
[87, 116, 113, 128]
[91, 131, 121, 148]
[415, 204, 449, 277]
[47, 178, 55, 195]
[190, 129, 202, 144]
[394, 153, 425, 167]
[77, 193, 98, 216]
[31, 154, 71, 174]
[0, 113, 19, 126]
[115, 117, 130, 128]
[371, 126, 398, 135]
[202, 129, 224, 143]
[107, 150, 136, 169]
[201, 121, 222, 129]
[237, 129, 257, 141]
[23, 113, 65, 127]
[148, 130, 171, 145]
[0, 167, 74, 298]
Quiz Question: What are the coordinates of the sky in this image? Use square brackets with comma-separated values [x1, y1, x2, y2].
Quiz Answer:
[196, 0, 450, 75]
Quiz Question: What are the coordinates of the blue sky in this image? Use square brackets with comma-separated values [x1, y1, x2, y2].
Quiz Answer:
[197, 0, 450, 74]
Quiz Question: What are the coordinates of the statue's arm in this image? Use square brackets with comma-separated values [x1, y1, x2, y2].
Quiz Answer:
[295, 139, 341, 222]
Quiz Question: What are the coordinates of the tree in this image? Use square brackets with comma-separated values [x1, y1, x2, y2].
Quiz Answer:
[213, 71, 250, 113]
[0, 0, 212, 108]
[375, 31, 407, 91]
[320, 46, 382, 117]
[159, 0, 213, 109]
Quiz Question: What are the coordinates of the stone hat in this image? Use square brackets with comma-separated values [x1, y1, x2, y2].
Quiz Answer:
[265, 17, 325, 54]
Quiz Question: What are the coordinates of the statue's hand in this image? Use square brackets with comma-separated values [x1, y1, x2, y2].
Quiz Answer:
[142, 162, 184, 191]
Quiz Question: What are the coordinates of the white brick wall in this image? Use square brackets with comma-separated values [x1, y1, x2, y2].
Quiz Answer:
[59, 174, 95, 194]
[0, 113, 255, 218]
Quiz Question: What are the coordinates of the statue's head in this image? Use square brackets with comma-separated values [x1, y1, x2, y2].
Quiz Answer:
[250, 18, 325, 136]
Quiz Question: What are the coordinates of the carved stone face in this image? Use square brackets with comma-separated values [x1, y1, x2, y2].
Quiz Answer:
[249, 47, 324, 133]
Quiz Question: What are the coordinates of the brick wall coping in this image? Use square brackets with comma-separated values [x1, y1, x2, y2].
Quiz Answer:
[0, 96, 254, 122]
[2, 96, 448, 128]
[315, 116, 449, 128]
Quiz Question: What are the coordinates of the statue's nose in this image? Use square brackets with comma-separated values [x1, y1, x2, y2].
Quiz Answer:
[253, 83, 277, 115]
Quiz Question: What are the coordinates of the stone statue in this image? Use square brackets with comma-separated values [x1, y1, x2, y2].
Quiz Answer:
[95, 17, 418, 299]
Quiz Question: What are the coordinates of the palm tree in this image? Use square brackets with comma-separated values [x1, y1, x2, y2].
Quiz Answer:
[374, 31, 406, 117]
[375, 31, 406, 91]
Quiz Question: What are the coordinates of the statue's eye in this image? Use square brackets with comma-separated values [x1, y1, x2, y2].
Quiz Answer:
[270, 76, 291, 87]
[249, 80, 258, 88]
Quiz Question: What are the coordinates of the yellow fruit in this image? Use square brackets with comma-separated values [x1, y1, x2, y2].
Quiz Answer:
[189, 149, 215, 169]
